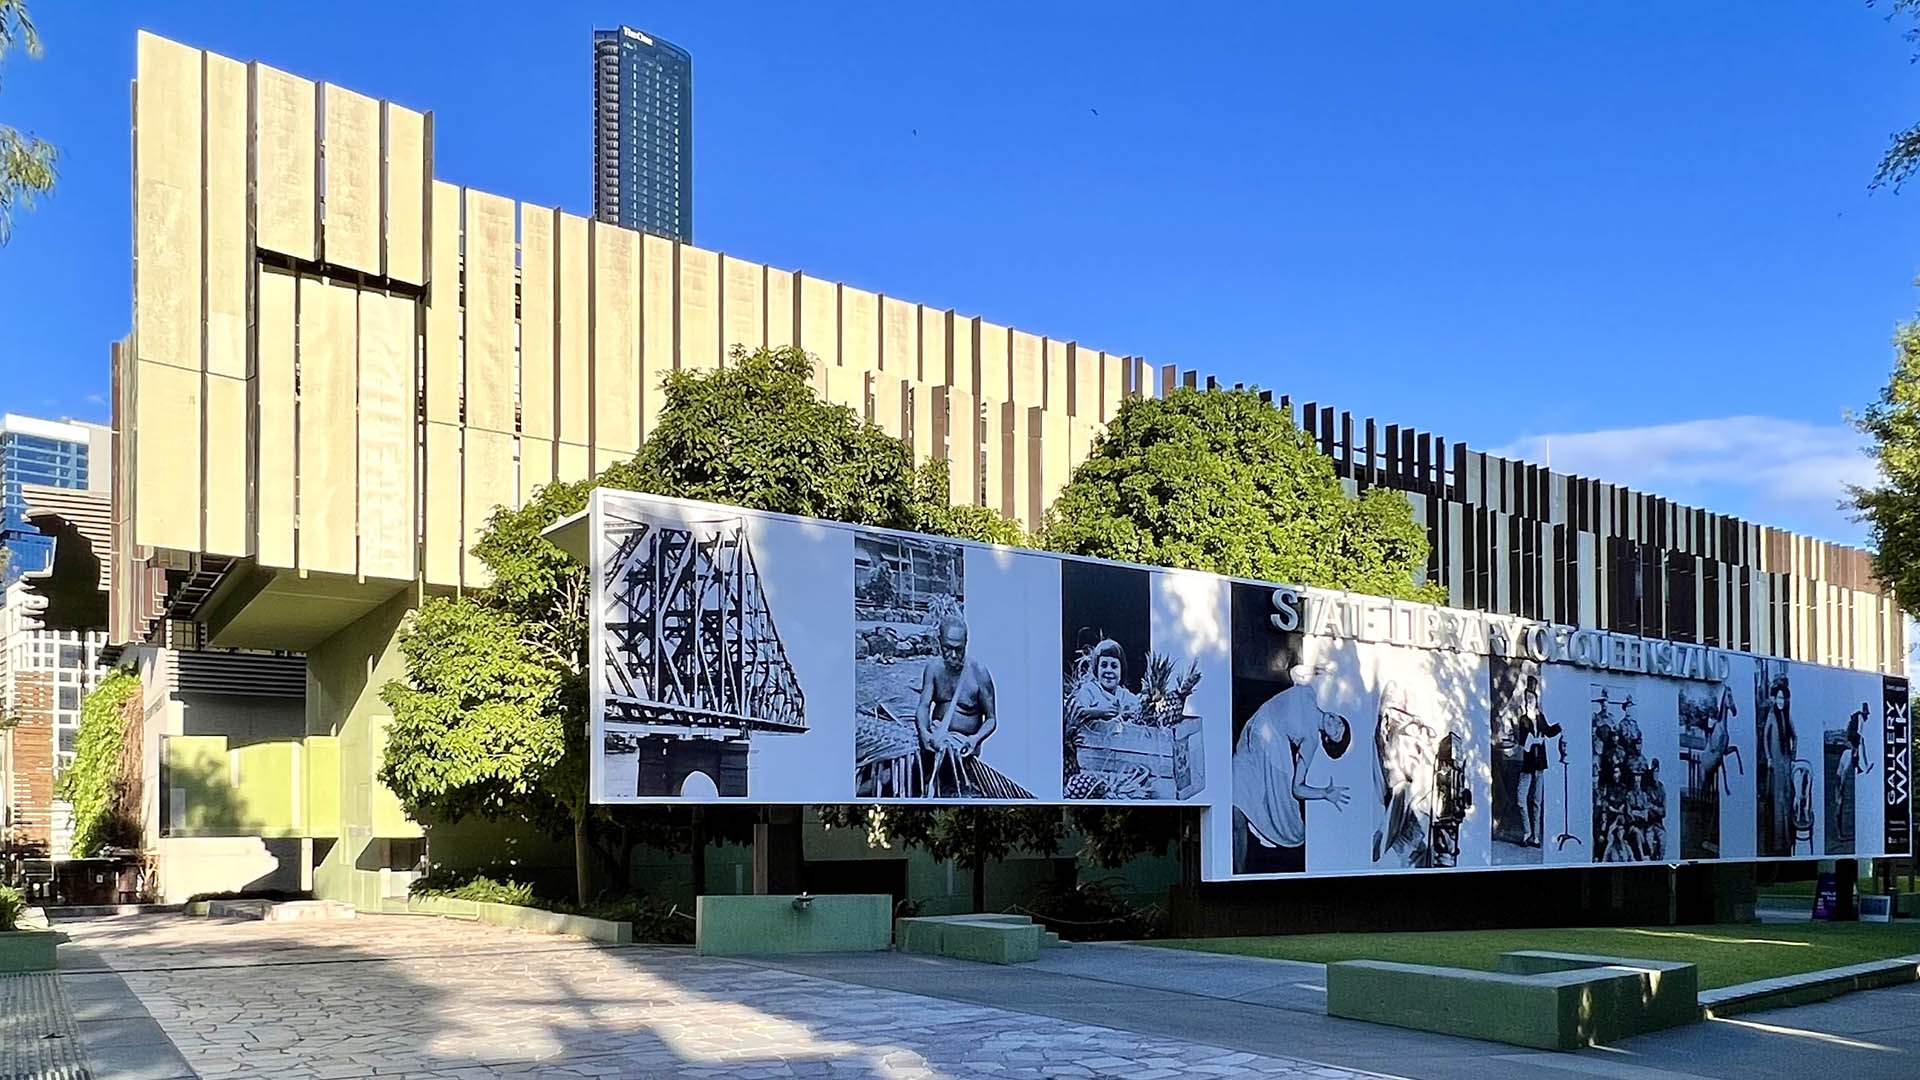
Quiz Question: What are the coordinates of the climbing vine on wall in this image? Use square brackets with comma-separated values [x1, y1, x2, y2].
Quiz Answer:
[58, 667, 142, 857]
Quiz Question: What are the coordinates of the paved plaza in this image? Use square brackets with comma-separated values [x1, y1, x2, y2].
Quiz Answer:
[38, 913, 1383, 1079]
[11, 912, 1919, 1079]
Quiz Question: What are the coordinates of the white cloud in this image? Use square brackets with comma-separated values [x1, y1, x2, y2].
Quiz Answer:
[85, 393, 106, 406]
[1491, 416, 1877, 545]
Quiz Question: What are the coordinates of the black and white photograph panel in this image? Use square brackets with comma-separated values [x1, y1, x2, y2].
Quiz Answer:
[1488, 655, 1553, 865]
[1228, 581, 1359, 876]
[1678, 680, 1741, 860]
[594, 497, 849, 802]
[1364, 644, 1484, 871]
[1816, 665, 1879, 856]
[1589, 678, 1679, 863]
[1530, 668, 1596, 867]
[1060, 559, 1156, 799]
[1060, 561, 1217, 801]
[851, 531, 1051, 801]
[1753, 658, 1805, 857]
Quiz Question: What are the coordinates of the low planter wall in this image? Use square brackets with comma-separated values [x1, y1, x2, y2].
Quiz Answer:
[407, 895, 633, 944]
[0, 928, 60, 973]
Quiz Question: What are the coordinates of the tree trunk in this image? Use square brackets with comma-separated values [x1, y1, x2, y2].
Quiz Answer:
[573, 813, 592, 905]
[971, 816, 987, 913]
[691, 808, 709, 896]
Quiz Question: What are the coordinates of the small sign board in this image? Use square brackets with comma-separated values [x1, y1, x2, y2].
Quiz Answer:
[1859, 893, 1895, 924]
[1812, 873, 1850, 921]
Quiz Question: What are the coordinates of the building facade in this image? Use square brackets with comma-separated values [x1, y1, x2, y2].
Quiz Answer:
[2, 484, 112, 860]
[592, 25, 693, 241]
[2, 414, 108, 582]
[113, 34, 1903, 906]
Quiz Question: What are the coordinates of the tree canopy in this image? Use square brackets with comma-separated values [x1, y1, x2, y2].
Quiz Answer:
[1852, 319, 1920, 608]
[379, 346, 1025, 900]
[1042, 386, 1441, 602]
[1, 1, 56, 244]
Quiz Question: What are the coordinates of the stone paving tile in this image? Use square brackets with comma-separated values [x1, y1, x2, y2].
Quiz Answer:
[48, 914, 1390, 1079]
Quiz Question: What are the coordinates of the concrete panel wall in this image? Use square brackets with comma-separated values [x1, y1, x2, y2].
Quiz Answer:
[882, 297, 916, 375]
[463, 190, 517, 435]
[204, 54, 248, 381]
[356, 291, 417, 582]
[463, 428, 514, 584]
[423, 422, 461, 587]
[799, 275, 838, 370]
[320, 84, 381, 274]
[133, 362, 202, 552]
[519, 206, 556, 443]
[556, 212, 592, 448]
[722, 254, 764, 355]
[841, 287, 880, 377]
[639, 233, 675, 436]
[204, 373, 248, 556]
[383, 104, 428, 285]
[592, 223, 640, 457]
[252, 62, 316, 261]
[765, 269, 796, 348]
[296, 278, 359, 575]
[424, 181, 461, 425]
[255, 269, 298, 568]
[679, 245, 721, 371]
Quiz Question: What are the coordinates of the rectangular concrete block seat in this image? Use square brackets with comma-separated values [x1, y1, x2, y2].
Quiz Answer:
[1326, 954, 1700, 1051]
[894, 914, 1045, 964]
[0, 929, 60, 973]
[695, 894, 892, 956]
[1496, 950, 1699, 1015]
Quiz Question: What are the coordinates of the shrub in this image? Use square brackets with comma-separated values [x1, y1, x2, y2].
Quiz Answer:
[1021, 876, 1164, 941]
[558, 895, 694, 945]
[409, 872, 535, 907]
[60, 668, 143, 857]
[0, 885, 25, 932]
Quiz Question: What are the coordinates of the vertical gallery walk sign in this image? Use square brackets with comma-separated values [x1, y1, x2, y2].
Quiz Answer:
[1888, 676, 1912, 856]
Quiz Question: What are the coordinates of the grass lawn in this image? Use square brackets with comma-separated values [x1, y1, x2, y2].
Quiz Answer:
[1151, 921, 1920, 990]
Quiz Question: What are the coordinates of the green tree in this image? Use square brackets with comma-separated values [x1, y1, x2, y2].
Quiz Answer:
[1, 1, 56, 243]
[1039, 387, 1440, 872]
[59, 668, 141, 857]
[820, 805, 1064, 914]
[1852, 319, 1920, 610]
[1042, 387, 1441, 601]
[380, 346, 1024, 902]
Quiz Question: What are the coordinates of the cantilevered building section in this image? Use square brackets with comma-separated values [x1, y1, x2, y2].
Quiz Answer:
[111, 30, 1904, 905]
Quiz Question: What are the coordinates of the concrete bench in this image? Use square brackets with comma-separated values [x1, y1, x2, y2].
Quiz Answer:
[894, 913, 1050, 964]
[695, 894, 892, 956]
[1327, 951, 1699, 1050]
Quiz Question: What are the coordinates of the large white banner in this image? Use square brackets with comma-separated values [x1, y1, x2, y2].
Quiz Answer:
[561, 489, 1909, 881]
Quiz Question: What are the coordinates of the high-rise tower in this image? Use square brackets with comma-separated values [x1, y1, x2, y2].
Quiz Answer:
[592, 25, 693, 240]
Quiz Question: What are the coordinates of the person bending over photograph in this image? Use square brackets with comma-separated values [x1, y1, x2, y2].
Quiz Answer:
[917, 614, 997, 763]
[1372, 681, 1441, 863]
[1233, 682, 1353, 874]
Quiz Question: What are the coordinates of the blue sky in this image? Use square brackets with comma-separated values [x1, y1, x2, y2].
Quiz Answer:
[2, 2, 1916, 545]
